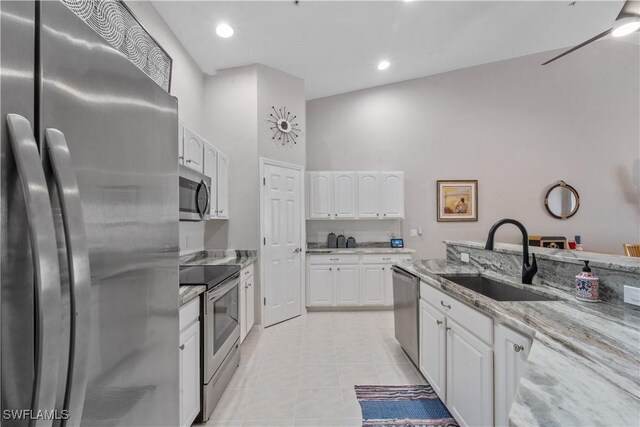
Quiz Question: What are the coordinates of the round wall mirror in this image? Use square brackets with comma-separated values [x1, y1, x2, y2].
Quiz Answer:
[545, 181, 580, 219]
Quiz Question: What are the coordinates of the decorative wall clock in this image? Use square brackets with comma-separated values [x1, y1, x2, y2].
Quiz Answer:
[268, 106, 301, 145]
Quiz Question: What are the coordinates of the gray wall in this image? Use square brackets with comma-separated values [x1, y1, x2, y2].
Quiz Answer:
[306, 40, 640, 259]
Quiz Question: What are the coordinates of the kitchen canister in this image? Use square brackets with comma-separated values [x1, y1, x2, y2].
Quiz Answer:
[575, 260, 600, 302]
[337, 234, 347, 248]
[346, 236, 356, 248]
[327, 232, 337, 248]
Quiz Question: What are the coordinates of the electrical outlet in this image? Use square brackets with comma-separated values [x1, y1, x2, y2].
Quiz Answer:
[409, 229, 418, 237]
[460, 253, 470, 263]
[624, 286, 640, 307]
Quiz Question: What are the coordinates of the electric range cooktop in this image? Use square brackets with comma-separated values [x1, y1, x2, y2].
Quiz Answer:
[179, 265, 240, 290]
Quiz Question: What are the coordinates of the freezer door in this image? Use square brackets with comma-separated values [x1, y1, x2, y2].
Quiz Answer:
[39, 2, 179, 426]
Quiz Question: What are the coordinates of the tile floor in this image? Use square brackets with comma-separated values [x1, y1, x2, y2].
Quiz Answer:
[201, 311, 425, 427]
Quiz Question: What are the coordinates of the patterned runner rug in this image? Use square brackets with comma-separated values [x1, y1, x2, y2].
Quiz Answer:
[354, 384, 459, 427]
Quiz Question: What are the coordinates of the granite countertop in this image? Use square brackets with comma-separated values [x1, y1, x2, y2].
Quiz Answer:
[445, 240, 640, 274]
[396, 258, 640, 427]
[306, 242, 415, 255]
[178, 250, 258, 307]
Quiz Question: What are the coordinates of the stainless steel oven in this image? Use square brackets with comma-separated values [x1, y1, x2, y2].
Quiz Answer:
[202, 273, 240, 421]
[179, 165, 211, 221]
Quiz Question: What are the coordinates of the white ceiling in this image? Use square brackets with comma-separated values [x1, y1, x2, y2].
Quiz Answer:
[152, 1, 631, 100]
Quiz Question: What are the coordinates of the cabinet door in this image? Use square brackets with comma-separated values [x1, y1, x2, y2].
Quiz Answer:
[178, 122, 184, 165]
[246, 275, 255, 336]
[179, 321, 200, 427]
[335, 264, 360, 306]
[381, 172, 404, 218]
[361, 264, 385, 305]
[419, 300, 446, 400]
[239, 276, 248, 342]
[308, 172, 333, 219]
[203, 141, 218, 218]
[446, 320, 493, 427]
[495, 324, 532, 427]
[308, 265, 334, 306]
[333, 172, 357, 218]
[183, 126, 204, 172]
[357, 172, 381, 218]
[216, 150, 229, 218]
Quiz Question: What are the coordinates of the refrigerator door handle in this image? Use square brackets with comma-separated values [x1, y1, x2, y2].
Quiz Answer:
[6, 114, 62, 425]
[45, 128, 91, 427]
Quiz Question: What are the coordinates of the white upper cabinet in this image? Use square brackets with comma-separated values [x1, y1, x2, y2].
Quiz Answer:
[216, 150, 229, 219]
[381, 172, 404, 218]
[183, 126, 204, 173]
[308, 172, 333, 219]
[357, 172, 381, 218]
[333, 172, 357, 218]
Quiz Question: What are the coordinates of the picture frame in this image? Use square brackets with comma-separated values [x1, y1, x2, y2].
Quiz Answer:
[437, 180, 478, 222]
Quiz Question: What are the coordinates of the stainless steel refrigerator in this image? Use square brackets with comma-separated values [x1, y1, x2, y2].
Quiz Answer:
[1, 1, 180, 426]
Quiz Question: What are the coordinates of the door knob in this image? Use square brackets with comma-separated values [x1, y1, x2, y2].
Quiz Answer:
[179, 344, 185, 351]
[513, 344, 525, 353]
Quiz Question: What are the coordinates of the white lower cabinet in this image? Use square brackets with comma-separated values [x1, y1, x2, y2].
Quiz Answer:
[335, 265, 360, 306]
[494, 324, 532, 427]
[419, 282, 534, 427]
[306, 254, 411, 308]
[419, 300, 446, 399]
[179, 298, 200, 427]
[240, 264, 255, 343]
[446, 319, 494, 427]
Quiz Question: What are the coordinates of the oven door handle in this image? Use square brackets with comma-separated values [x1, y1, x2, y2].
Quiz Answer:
[207, 274, 240, 301]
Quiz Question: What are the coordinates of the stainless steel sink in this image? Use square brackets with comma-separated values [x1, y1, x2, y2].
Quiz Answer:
[440, 275, 554, 302]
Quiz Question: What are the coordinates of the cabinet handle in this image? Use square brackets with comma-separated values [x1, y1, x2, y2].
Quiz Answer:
[179, 344, 185, 351]
[337, 268, 340, 271]
[178, 156, 184, 160]
[382, 257, 392, 260]
[327, 214, 331, 217]
[382, 267, 385, 271]
[330, 258, 339, 261]
[446, 327, 452, 332]
[513, 344, 525, 353]
[436, 320, 442, 325]
[440, 301, 451, 309]
[186, 159, 192, 163]
[329, 267, 332, 271]
[376, 213, 380, 216]
[384, 213, 387, 216]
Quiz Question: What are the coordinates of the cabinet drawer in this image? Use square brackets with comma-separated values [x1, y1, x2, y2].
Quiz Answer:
[421, 281, 493, 345]
[361, 254, 411, 264]
[179, 297, 200, 332]
[309, 254, 359, 265]
[241, 263, 254, 280]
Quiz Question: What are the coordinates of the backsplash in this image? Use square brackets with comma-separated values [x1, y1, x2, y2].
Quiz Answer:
[306, 219, 403, 243]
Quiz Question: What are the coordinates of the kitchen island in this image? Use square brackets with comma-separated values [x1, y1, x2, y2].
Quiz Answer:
[397, 242, 640, 427]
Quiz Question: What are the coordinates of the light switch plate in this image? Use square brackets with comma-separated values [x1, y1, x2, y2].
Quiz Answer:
[409, 229, 418, 237]
[460, 253, 470, 263]
[624, 286, 640, 307]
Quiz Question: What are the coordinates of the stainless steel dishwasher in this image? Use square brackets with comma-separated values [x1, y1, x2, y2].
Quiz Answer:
[392, 266, 420, 367]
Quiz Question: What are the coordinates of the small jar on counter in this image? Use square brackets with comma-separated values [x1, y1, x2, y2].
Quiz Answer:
[575, 260, 600, 303]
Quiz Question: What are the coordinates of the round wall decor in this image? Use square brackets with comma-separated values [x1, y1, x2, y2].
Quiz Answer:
[268, 106, 300, 146]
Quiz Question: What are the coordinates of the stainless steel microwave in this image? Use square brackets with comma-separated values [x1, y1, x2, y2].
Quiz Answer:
[179, 165, 211, 221]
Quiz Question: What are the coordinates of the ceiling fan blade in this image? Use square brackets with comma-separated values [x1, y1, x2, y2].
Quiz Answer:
[616, 0, 640, 20]
[541, 28, 612, 65]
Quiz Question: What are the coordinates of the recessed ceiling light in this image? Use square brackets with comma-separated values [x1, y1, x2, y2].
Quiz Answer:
[612, 17, 640, 38]
[377, 60, 390, 71]
[216, 23, 234, 38]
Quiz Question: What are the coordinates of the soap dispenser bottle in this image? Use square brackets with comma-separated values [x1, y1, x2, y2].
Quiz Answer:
[575, 260, 600, 302]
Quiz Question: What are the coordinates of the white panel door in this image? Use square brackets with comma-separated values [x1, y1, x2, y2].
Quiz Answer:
[357, 172, 381, 218]
[335, 264, 360, 306]
[446, 319, 494, 427]
[216, 150, 229, 218]
[361, 264, 385, 305]
[419, 300, 446, 400]
[308, 172, 333, 219]
[178, 122, 184, 165]
[264, 164, 303, 326]
[381, 172, 404, 218]
[308, 265, 334, 306]
[495, 324, 532, 427]
[179, 321, 200, 427]
[183, 126, 204, 172]
[203, 141, 218, 218]
[333, 172, 357, 218]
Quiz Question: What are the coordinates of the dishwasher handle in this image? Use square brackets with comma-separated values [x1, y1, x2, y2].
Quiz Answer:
[391, 265, 418, 281]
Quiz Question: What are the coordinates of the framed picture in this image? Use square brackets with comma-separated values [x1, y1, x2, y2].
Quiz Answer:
[437, 180, 478, 222]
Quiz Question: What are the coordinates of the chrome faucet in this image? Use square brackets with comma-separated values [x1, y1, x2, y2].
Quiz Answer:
[485, 218, 538, 284]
